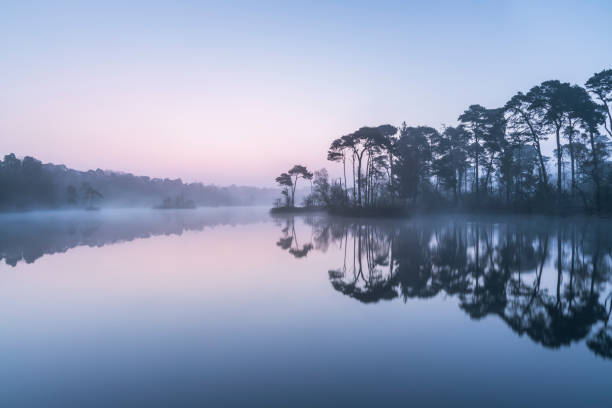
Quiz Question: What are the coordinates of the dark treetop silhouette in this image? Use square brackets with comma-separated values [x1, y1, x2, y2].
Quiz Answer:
[275, 68, 612, 215]
[274, 165, 314, 209]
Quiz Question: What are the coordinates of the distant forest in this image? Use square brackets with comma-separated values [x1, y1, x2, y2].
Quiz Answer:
[0, 154, 278, 211]
[276, 68, 612, 215]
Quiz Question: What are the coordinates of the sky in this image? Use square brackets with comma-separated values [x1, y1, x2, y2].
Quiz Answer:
[1, 0, 611, 187]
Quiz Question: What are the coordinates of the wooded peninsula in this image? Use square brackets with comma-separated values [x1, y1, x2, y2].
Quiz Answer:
[274, 69, 612, 216]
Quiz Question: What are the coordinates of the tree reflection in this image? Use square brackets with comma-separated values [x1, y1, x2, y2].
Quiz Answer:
[0, 208, 269, 266]
[587, 291, 612, 359]
[328, 222, 397, 303]
[274, 215, 612, 360]
[275, 217, 313, 258]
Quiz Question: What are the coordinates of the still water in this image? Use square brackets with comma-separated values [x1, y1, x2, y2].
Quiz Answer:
[1, 208, 611, 407]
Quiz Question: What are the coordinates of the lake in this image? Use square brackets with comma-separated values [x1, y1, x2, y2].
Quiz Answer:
[1, 208, 611, 407]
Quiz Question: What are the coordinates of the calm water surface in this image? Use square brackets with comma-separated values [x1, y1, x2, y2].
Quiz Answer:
[1, 208, 611, 407]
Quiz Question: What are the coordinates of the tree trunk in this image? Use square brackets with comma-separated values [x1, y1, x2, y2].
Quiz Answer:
[352, 153, 356, 205]
[589, 130, 602, 213]
[463, 168, 467, 199]
[356, 149, 365, 207]
[388, 150, 394, 202]
[484, 153, 495, 195]
[517, 145, 523, 202]
[535, 141, 548, 187]
[365, 153, 370, 207]
[602, 100, 612, 137]
[342, 154, 348, 202]
[475, 137, 479, 199]
[555, 125, 562, 202]
[567, 121, 575, 197]
[519, 109, 548, 185]
[291, 177, 297, 207]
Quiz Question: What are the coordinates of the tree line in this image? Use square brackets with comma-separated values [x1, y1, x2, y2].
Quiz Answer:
[0, 154, 279, 211]
[276, 68, 612, 214]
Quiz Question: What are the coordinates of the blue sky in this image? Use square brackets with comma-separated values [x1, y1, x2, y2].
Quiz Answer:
[1, 1, 611, 186]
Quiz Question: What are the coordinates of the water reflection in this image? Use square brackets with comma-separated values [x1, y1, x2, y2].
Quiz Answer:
[274, 215, 612, 359]
[275, 217, 315, 258]
[0, 208, 268, 266]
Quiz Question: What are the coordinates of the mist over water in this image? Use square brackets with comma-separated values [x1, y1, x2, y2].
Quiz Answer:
[0, 207, 270, 266]
[0, 208, 610, 407]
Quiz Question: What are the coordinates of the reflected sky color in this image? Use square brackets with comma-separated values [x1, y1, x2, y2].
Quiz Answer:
[2, 1, 611, 185]
[0, 208, 611, 407]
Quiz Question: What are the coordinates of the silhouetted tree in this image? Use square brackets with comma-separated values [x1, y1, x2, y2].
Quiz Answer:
[431, 126, 470, 203]
[345, 125, 397, 207]
[288, 165, 313, 207]
[530, 80, 576, 200]
[586, 69, 612, 138]
[393, 124, 433, 204]
[327, 136, 350, 201]
[459, 104, 490, 199]
[275, 172, 293, 207]
[304, 169, 331, 207]
[504, 92, 550, 187]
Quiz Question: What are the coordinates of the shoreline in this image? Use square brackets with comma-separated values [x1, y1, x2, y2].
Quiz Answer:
[269, 206, 612, 219]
